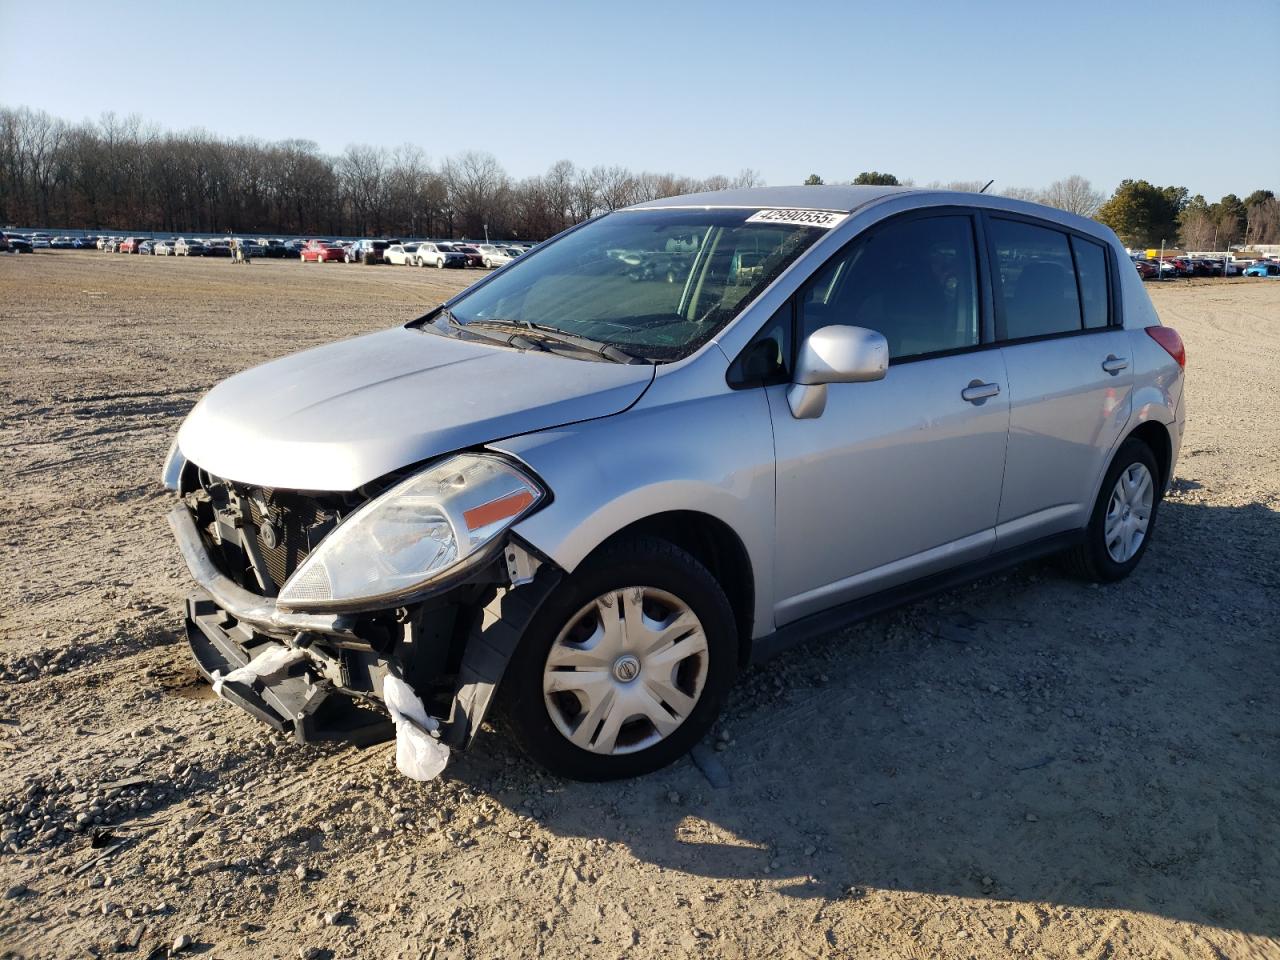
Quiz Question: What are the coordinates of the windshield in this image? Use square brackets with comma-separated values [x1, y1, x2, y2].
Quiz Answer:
[436, 208, 827, 361]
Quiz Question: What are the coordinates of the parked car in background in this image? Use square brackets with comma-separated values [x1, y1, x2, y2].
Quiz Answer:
[154, 241, 175, 256]
[50, 236, 76, 249]
[346, 239, 391, 264]
[73, 237, 98, 249]
[205, 241, 232, 258]
[414, 242, 468, 268]
[300, 240, 346, 263]
[118, 238, 145, 254]
[138, 240, 157, 255]
[175, 238, 206, 257]
[161, 185, 1186, 781]
[1134, 259, 1159, 280]
[30, 236, 51, 249]
[453, 244, 484, 268]
[479, 245, 516, 268]
[384, 242, 420, 266]
[258, 239, 289, 258]
[1244, 260, 1280, 277]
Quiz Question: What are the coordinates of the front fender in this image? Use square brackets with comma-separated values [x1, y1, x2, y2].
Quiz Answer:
[492, 386, 777, 639]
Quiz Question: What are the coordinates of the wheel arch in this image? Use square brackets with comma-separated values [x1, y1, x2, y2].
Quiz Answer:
[1124, 419, 1173, 493]
[586, 511, 756, 668]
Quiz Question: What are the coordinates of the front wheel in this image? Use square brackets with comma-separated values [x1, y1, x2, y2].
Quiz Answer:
[1064, 437, 1162, 582]
[502, 537, 737, 781]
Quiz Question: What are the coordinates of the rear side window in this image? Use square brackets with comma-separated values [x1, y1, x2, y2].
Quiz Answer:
[1071, 236, 1110, 329]
[989, 219, 1081, 339]
[800, 214, 980, 361]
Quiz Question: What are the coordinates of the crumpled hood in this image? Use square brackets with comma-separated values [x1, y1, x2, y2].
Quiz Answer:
[177, 326, 654, 491]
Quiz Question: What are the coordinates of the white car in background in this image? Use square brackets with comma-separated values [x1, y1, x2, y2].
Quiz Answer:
[475, 244, 515, 268]
[414, 242, 468, 269]
[384, 243, 420, 266]
[154, 241, 176, 256]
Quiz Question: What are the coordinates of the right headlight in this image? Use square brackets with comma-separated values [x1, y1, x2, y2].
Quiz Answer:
[277, 453, 545, 610]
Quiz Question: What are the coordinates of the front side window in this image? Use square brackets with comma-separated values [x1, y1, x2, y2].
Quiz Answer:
[990, 218, 1081, 339]
[799, 214, 979, 360]
[439, 208, 829, 361]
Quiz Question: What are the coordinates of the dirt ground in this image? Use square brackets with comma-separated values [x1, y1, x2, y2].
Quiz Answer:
[0, 252, 1277, 960]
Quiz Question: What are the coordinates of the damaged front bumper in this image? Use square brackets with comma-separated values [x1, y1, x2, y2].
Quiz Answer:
[168, 504, 560, 752]
[184, 590, 394, 746]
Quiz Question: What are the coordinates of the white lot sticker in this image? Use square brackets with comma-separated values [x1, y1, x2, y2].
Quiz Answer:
[745, 208, 850, 229]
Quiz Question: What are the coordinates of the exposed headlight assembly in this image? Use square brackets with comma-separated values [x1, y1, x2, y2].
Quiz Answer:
[277, 454, 545, 610]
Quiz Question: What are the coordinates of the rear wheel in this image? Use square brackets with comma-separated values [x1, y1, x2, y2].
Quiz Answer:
[1064, 438, 1162, 582]
[502, 537, 737, 781]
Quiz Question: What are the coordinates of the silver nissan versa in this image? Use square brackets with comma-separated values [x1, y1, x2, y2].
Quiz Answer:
[164, 185, 1186, 780]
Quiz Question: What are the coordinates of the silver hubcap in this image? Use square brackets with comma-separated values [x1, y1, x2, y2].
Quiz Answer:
[1105, 463, 1153, 563]
[543, 587, 709, 756]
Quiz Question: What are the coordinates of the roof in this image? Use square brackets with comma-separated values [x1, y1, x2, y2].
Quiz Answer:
[625, 184, 916, 214]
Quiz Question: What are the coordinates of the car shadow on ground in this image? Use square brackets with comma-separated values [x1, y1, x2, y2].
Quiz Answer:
[454, 497, 1280, 937]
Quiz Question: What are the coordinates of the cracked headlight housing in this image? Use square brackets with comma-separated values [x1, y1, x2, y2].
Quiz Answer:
[277, 454, 544, 610]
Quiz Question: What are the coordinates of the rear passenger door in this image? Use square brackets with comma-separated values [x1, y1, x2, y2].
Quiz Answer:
[984, 215, 1134, 548]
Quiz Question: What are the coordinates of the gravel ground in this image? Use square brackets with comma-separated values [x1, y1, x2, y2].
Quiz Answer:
[1, 252, 1277, 960]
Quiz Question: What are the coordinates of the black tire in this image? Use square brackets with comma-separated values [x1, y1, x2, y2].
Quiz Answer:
[1063, 437, 1162, 583]
[502, 536, 738, 781]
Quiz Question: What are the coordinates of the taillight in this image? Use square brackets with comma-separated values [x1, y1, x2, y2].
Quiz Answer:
[1146, 326, 1185, 368]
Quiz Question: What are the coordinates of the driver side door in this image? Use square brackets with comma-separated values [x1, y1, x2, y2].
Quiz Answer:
[766, 210, 1010, 625]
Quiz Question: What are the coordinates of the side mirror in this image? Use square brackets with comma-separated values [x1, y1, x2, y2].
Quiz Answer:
[787, 325, 888, 419]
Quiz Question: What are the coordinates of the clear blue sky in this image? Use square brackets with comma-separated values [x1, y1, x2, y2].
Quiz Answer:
[1, 0, 1276, 200]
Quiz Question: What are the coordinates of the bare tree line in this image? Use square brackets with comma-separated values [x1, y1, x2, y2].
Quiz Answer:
[6, 105, 1275, 247]
[0, 106, 762, 238]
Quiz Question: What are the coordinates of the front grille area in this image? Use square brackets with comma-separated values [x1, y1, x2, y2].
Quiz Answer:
[247, 493, 328, 589]
[188, 471, 355, 596]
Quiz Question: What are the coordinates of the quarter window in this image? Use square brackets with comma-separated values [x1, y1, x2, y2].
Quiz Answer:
[1071, 236, 1110, 329]
[989, 219, 1081, 339]
[799, 215, 980, 360]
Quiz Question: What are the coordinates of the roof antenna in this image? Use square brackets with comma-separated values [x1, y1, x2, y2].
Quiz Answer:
[979, 179, 994, 194]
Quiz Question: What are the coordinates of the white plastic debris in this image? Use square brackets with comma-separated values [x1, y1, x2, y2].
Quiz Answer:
[210, 645, 306, 698]
[382, 674, 450, 782]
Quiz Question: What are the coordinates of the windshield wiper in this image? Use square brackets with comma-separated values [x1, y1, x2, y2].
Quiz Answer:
[463, 319, 643, 364]
[433, 309, 547, 353]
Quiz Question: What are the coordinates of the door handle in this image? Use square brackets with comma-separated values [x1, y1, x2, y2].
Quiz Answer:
[1101, 355, 1129, 375]
[961, 380, 1000, 403]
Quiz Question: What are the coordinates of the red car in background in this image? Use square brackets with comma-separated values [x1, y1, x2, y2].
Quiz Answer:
[1133, 259, 1159, 280]
[118, 237, 144, 254]
[300, 240, 346, 263]
[452, 244, 485, 268]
